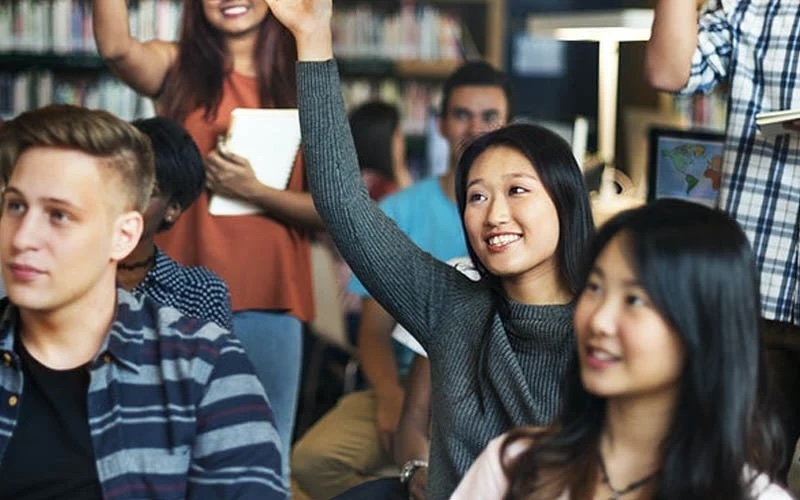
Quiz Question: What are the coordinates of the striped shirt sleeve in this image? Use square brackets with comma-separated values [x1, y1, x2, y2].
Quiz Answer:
[187, 334, 287, 499]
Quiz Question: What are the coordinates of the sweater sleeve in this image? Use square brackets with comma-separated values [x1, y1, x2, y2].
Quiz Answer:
[296, 59, 477, 350]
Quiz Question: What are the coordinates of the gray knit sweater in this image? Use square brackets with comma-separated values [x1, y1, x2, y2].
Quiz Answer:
[298, 60, 574, 499]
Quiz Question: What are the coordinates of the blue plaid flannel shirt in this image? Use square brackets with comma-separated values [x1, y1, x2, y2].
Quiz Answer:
[682, 0, 800, 325]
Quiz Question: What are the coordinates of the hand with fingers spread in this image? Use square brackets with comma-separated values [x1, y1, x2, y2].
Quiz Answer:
[263, 0, 333, 60]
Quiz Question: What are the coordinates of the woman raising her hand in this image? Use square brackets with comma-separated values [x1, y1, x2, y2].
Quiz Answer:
[267, 0, 595, 498]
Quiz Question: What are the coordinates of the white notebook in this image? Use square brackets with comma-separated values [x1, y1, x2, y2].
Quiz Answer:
[756, 108, 800, 139]
[208, 108, 302, 216]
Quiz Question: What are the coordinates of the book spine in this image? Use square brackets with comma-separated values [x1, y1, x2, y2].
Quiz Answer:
[331, 2, 465, 61]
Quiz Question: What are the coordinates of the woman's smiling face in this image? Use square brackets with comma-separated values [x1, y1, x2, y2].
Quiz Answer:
[202, 0, 270, 37]
[462, 145, 562, 297]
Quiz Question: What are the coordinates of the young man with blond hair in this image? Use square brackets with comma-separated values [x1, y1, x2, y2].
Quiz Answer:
[0, 105, 285, 499]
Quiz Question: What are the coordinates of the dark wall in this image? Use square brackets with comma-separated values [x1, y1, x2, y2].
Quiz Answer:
[505, 1, 627, 148]
[505, 0, 660, 167]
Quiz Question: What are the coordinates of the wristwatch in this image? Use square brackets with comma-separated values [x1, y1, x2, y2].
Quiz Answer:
[399, 459, 428, 485]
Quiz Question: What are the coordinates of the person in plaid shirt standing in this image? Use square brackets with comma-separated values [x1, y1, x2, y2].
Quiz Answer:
[646, 0, 800, 486]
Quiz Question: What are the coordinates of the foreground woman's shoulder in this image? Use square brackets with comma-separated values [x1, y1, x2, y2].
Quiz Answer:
[749, 470, 794, 499]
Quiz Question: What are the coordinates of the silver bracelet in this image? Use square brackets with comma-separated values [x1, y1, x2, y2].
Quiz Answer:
[399, 459, 428, 485]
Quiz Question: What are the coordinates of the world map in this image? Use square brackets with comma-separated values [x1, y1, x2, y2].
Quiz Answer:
[655, 137, 723, 206]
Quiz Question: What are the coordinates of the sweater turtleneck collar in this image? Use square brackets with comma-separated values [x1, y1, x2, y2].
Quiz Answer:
[502, 299, 576, 345]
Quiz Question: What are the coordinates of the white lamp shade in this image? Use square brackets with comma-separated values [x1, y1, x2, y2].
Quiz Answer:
[527, 9, 654, 42]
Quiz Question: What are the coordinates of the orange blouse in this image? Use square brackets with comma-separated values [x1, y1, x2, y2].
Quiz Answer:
[156, 72, 314, 322]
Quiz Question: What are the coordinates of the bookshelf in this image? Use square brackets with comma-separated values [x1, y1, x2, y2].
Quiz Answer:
[0, 0, 178, 120]
[333, 0, 505, 178]
[1, 0, 507, 157]
[336, 58, 463, 80]
[0, 52, 106, 71]
[333, 0, 506, 130]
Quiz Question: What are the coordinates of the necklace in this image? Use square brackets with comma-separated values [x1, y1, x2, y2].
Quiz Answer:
[597, 451, 659, 500]
[118, 254, 156, 271]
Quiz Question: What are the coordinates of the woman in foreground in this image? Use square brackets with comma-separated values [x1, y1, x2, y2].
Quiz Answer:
[453, 199, 789, 500]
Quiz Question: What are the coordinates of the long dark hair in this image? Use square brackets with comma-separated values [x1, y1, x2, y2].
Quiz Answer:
[160, 0, 297, 122]
[454, 123, 594, 296]
[454, 123, 594, 413]
[349, 100, 400, 181]
[503, 199, 784, 500]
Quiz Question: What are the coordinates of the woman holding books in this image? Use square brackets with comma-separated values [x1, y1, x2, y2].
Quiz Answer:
[453, 200, 790, 500]
[91, 0, 325, 483]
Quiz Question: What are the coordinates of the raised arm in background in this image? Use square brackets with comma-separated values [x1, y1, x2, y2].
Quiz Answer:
[645, 0, 699, 92]
[394, 355, 432, 500]
[91, 0, 177, 97]
[92, 0, 323, 230]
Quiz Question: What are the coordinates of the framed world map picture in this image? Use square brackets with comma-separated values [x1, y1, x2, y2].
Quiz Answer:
[647, 126, 725, 207]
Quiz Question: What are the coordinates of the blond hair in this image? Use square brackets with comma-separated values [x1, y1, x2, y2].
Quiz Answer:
[0, 104, 155, 212]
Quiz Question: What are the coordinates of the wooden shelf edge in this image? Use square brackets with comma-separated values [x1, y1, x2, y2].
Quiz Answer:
[337, 57, 463, 79]
[0, 51, 106, 71]
[394, 59, 461, 78]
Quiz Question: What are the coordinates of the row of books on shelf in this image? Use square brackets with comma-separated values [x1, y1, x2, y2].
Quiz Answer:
[671, 91, 727, 131]
[0, 71, 152, 121]
[1, 70, 442, 138]
[332, 4, 470, 61]
[342, 79, 442, 136]
[4, 0, 471, 61]
[0, 0, 179, 54]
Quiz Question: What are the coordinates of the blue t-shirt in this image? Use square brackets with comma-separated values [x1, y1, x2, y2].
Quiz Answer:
[348, 176, 467, 375]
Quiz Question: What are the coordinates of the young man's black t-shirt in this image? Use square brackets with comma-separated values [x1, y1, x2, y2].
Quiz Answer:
[0, 336, 103, 499]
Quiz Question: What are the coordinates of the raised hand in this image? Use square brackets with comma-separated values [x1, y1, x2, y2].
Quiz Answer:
[263, 0, 333, 60]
